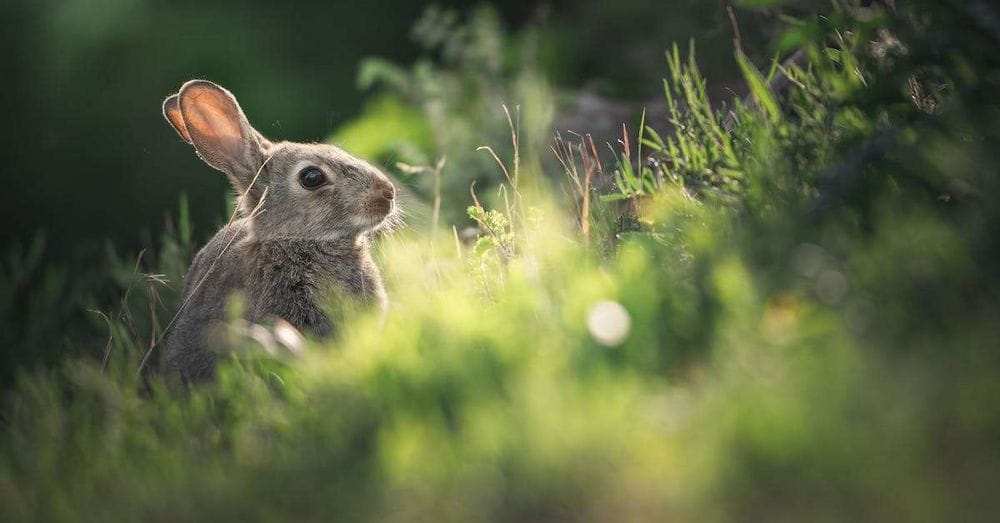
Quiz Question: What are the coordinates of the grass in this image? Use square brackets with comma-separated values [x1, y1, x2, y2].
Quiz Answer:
[3, 2, 1000, 521]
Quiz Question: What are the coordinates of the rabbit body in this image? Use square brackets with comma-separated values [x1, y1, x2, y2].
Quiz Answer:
[166, 221, 387, 379]
[160, 80, 395, 380]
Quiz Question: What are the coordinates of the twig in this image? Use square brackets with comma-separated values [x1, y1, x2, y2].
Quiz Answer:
[117, 250, 146, 339]
[503, 104, 521, 190]
[89, 309, 114, 372]
[580, 139, 595, 242]
[477, 146, 513, 187]
[431, 156, 445, 244]
[723, 0, 743, 55]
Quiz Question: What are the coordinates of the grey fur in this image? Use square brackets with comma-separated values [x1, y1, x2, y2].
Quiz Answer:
[161, 80, 395, 380]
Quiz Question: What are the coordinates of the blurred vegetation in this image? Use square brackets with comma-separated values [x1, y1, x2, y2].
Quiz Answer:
[0, 0, 784, 383]
[4, 0, 1000, 521]
[0, 0, 777, 254]
[0, 0, 544, 255]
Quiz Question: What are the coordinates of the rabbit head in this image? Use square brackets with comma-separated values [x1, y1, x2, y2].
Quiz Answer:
[162, 80, 397, 240]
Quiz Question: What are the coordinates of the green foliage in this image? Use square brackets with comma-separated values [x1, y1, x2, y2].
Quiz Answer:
[333, 5, 556, 225]
[329, 96, 433, 166]
[467, 205, 515, 260]
[4, 2, 1000, 521]
[641, 44, 745, 204]
[736, 50, 782, 123]
[0, 197, 194, 389]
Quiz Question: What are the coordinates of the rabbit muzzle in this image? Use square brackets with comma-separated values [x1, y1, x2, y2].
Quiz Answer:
[365, 180, 396, 225]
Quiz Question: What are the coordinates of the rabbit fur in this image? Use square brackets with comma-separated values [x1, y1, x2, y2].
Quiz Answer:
[161, 80, 396, 380]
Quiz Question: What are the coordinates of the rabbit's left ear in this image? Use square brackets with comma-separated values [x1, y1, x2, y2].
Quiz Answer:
[162, 94, 192, 143]
[175, 80, 269, 186]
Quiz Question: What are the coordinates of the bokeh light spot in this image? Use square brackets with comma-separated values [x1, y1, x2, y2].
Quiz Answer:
[587, 300, 632, 346]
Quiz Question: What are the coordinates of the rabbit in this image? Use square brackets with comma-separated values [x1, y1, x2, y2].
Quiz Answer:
[160, 80, 397, 380]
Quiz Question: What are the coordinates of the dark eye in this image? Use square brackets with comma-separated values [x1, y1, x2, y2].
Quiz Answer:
[298, 167, 327, 190]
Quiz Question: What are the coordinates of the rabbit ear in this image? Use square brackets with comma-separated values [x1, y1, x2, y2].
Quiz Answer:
[162, 94, 192, 143]
[176, 80, 269, 195]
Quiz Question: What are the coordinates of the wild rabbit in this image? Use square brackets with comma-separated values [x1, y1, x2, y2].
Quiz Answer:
[160, 80, 396, 380]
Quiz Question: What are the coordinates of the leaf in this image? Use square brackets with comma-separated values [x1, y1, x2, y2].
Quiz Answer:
[356, 58, 409, 91]
[641, 138, 663, 152]
[644, 125, 666, 150]
[600, 193, 633, 202]
[472, 236, 494, 257]
[736, 50, 782, 124]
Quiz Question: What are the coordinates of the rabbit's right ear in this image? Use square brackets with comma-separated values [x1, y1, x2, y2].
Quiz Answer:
[172, 80, 270, 203]
[162, 94, 192, 143]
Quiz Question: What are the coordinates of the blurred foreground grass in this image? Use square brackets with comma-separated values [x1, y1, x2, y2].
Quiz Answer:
[3, 2, 1000, 521]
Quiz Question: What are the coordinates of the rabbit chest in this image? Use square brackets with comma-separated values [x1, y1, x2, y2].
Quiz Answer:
[243, 239, 386, 335]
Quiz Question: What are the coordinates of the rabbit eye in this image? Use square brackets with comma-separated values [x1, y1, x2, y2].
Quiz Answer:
[298, 167, 327, 190]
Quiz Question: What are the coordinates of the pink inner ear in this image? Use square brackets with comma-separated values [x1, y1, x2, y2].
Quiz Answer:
[180, 86, 246, 163]
[163, 96, 192, 143]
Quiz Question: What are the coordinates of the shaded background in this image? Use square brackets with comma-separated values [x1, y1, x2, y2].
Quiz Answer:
[0, 0, 779, 258]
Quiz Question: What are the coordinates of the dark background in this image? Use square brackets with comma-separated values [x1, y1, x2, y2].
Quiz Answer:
[0, 0, 775, 258]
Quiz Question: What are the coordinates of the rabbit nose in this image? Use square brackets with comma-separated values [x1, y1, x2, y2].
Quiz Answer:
[382, 185, 395, 201]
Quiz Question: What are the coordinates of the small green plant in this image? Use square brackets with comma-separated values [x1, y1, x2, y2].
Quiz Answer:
[604, 111, 661, 202]
[642, 43, 746, 204]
